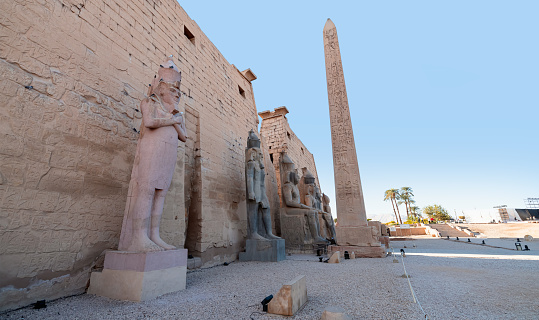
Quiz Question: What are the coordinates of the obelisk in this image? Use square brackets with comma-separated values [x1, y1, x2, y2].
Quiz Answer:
[323, 19, 384, 257]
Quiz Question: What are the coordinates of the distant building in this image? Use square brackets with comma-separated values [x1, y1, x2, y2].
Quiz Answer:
[462, 208, 539, 223]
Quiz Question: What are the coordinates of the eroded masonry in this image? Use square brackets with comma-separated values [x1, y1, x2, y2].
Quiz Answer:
[0, 0, 345, 312]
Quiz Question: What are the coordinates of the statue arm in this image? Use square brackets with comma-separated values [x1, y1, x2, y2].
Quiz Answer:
[173, 114, 187, 142]
[246, 162, 255, 200]
[259, 168, 270, 208]
[283, 185, 310, 209]
[141, 99, 181, 129]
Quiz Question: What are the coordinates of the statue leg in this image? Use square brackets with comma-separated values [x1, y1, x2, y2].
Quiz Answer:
[247, 201, 266, 241]
[149, 188, 176, 250]
[328, 217, 337, 239]
[128, 187, 163, 252]
[306, 211, 327, 244]
[261, 206, 281, 240]
[319, 219, 328, 239]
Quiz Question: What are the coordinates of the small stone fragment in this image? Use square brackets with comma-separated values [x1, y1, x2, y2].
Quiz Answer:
[328, 251, 340, 264]
[267, 275, 307, 316]
[320, 306, 351, 320]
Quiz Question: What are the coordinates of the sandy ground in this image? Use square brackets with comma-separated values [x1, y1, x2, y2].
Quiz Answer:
[2, 238, 538, 320]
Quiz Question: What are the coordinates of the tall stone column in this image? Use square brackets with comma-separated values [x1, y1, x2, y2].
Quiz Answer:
[324, 18, 366, 227]
[323, 19, 384, 257]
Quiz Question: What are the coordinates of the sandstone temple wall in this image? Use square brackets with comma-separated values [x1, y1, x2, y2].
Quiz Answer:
[258, 107, 320, 235]
[0, 0, 261, 311]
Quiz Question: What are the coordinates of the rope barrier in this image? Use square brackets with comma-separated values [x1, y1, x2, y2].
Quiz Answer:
[398, 251, 429, 319]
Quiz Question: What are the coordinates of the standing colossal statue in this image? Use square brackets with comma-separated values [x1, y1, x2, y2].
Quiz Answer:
[245, 130, 281, 241]
[118, 56, 187, 252]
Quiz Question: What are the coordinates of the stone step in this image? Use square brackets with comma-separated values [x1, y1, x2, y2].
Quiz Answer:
[428, 224, 471, 238]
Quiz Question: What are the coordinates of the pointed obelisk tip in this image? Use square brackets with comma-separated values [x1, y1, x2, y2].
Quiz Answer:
[324, 18, 335, 31]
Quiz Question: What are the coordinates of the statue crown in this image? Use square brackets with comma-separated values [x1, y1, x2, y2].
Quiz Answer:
[149, 56, 182, 96]
[303, 170, 315, 185]
[247, 129, 261, 149]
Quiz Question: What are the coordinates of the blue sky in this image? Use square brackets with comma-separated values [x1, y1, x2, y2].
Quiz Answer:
[179, 1, 538, 222]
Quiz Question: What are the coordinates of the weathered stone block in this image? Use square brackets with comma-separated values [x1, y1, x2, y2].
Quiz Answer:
[380, 236, 390, 248]
[239, 239, 285, 262]
[88, 249, 187, 301]
[187, 256, 201, 269]
[336, 226, 381, 247]
[367, 220, 382, 237]
[280, 209, 310, 248]
[267, 275, 307, 316]
[328, 251, 340, 264]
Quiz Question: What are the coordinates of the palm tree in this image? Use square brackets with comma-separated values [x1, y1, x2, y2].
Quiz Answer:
[408, 199, 417, 218]
[410, 205, 421, 221]
[400, 187, 414, 220]
[397, 197, 409, 219]
[384, 189, 402, 224]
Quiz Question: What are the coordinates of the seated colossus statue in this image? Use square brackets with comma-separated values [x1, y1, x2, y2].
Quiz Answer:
[280, 153, 327, 244]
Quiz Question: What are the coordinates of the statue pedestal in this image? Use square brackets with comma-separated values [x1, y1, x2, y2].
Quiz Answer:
[329, 225, 385, 258]
[239, 239, 285, 262]
[88, 249, 187, 301]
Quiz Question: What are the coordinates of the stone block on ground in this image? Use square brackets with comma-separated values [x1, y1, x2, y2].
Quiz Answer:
[88, 249, 187, 301]
[380, 236, 390, 248]
[381, 223, 389, 236]
[367, 221, 382, 237]
[239, 239, 285, 262]
[187, 256, 202, 269]
[328, 251, 340, 263]
[320, 306, 352, 320]
[267, 275, 307, 316]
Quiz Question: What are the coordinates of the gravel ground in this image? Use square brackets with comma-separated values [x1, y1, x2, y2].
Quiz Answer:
[2, 238, 538, 320]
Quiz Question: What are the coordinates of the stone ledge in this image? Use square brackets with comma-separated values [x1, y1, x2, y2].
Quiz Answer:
[328, 245, 385, 258]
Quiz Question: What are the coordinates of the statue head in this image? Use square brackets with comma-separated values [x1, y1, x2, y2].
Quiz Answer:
[247, 129, 261, 149]
[281, 152, 295, 181]
[314, 185, 321, 198]
[306, 183, 315, 196]
[288, 171, 300, 185]
[323, 193, 330, 204]
[246, 147, 257, 162]
[303, 170, 315, 185]
[150, 56, 182, 106]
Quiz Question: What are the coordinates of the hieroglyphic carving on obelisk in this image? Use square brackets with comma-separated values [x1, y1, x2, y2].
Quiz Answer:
[323, 19, 367, 227]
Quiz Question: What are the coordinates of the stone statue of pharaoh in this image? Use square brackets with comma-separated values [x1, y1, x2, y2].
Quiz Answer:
[321, 193, 337, 242]
[118, 56, 187, 252]
[281, 156, 327, 244]
[245, 130, 281, 241]
[302, 171, 331, 244]
[313, 184, 323, 211]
